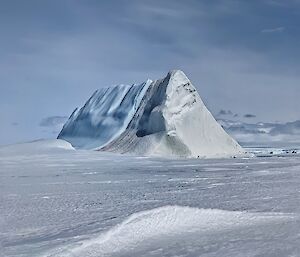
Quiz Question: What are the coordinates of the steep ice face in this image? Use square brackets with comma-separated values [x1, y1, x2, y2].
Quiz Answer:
[161, 70, 243, 157]
[58, 80, 152, 149]
[59, 70, 244, 158]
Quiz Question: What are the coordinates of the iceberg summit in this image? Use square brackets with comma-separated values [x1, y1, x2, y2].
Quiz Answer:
[58, 70, 244, 158]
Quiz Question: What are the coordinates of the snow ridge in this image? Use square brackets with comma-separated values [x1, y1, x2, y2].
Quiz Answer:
[44, 206, 291, 257]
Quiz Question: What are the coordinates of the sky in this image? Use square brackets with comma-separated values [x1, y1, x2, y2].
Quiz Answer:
[0, 0, 299, 145]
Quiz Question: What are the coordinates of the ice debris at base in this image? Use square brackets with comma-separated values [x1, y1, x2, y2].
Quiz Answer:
[58, 70, 244, 158]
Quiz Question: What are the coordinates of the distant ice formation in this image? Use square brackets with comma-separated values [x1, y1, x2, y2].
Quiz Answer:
[58, 70, 244, 158]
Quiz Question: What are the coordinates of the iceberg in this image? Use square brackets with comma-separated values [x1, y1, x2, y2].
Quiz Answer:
[58, 70, 244, 158]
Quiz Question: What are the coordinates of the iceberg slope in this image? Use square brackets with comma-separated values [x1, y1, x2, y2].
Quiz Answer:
[58, 70, 244, 157]
[58, 80, 152, 149]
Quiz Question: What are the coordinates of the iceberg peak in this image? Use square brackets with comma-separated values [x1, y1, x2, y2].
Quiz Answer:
[169, 69, 189, 79]
[168, 69, 188, 77]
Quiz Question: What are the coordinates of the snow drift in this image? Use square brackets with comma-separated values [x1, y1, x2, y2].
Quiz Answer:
[44, 206, 291, 257]
[0, 139, 74, 156]
[58, 70, 244, 158]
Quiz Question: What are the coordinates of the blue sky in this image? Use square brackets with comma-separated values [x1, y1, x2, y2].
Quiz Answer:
[0, 0, 299, 145]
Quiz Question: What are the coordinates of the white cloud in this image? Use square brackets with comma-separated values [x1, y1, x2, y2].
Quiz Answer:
[218, 118, 300, 145]
[261, 26, 285, 33]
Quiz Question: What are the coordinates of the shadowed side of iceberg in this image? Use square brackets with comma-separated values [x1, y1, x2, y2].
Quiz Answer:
[58, 80, 152, 149]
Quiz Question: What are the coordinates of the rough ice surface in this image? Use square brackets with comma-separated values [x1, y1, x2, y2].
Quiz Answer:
[1, 140, 300, 257]
[58, 70, 244, 158]
[58, 80, 152, 149]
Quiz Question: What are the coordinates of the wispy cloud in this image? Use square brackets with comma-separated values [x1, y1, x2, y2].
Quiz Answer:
[40, 116, 68, 128]
[261, 26, 285, 33]
[264, 0, 300, 7]
[39, 116, 68, 136]
[218, 118, 300, 145]
[218, 109, 233, 116]
[244, 114, 256, 118]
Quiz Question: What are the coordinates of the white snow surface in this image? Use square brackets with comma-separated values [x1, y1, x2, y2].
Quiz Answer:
[58, 70, 244, 158]
[45, 206, 291, 257]
[0, 139, 74, 155]
[1, 140, 300, 257]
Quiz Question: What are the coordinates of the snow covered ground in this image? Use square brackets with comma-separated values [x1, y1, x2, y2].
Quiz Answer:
[1, 140, 300, 257]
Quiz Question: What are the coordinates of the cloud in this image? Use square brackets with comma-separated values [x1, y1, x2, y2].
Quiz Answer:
[11, 122, 19, 126]
[219, 110, 227, 115]
[263, 0, 300, 7]
[244, 114, 256, 118]
[39, 116, 68, 136]
[269, 120, 300, 135]
[261, 26, 285, 33]
[39, 116, 68, 127]
[218, 109, 233, 116]
[218, 118, 300, 145]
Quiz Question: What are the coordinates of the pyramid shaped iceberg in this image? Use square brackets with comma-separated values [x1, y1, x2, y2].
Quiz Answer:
[58, 70, 244, 158]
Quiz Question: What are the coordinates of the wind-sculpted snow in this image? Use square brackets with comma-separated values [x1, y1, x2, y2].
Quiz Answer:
[44, 206, 292, 257]
[58, 70, 244, 158]
[0, 139, 74, 155]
